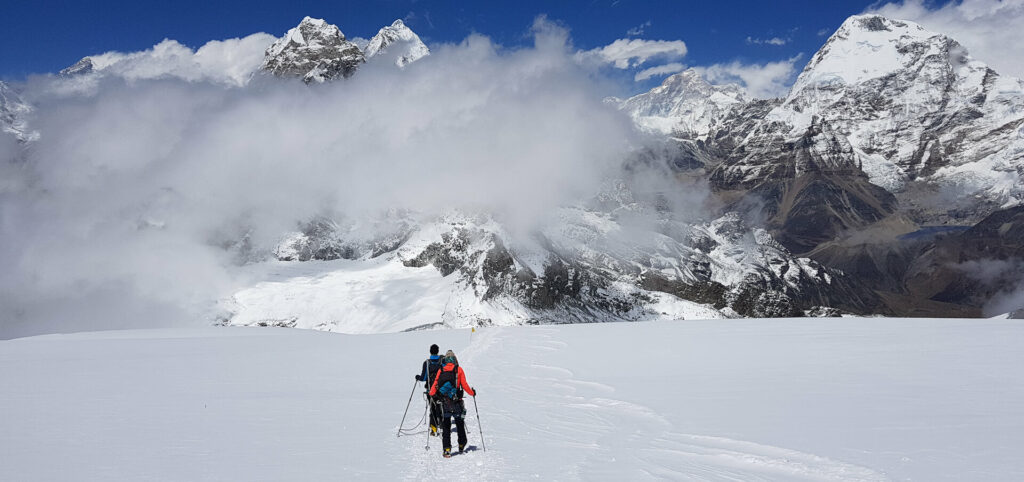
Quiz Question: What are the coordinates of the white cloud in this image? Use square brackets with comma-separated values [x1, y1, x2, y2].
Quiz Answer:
[692, 56, 802, 98]
[634, 62, 685, 81]
[578, 38, 687, 69]
[0, 23, 648, 338]
[746, 36, 789, 46]
[866, 0, 1024, 79]
[84, 33, 277, 86]
[626, 20, 652, 37]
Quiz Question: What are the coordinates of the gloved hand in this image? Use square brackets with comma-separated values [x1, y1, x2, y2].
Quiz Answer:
[415, 375, 422, 381]
[472, 387, 477, 395]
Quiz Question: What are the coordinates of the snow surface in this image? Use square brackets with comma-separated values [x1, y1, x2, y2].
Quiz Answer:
[3, 318, 1023, 480]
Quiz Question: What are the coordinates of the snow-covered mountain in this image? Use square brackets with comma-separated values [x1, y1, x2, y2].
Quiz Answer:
[364, 19, 430, 67]
[224, 188, 881, 332]
[722, 15, 1024, 224]
[259, 17, 429, 83]
[54, 17, 429, 86]
[218, 13, 1024, 327]
[610, 14, 1024, 318]
[8, 12, 1024, 334]
[619, 68, 747, 138]
[0, 81, 37, 143]
[259, 16, 366, 83]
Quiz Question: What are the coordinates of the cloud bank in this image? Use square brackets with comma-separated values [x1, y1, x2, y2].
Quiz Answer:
[692, 56, 801, 98]
[0, 22, 645, 338]
[867, 0, 1024, 79]
[78, 34, 278, 86]
[578, 38, 688, 70]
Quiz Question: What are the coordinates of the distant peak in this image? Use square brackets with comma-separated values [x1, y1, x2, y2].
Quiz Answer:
[365, 19, 430, 67]
[300, 16, 327, 27]
[832, 14, 929, 40]
[261, 16, 364, 83]
[59, 57, 95, 77]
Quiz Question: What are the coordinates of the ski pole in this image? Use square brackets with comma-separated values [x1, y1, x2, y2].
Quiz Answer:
[472, 395, 486, 452]
[397, 379, 418, 437]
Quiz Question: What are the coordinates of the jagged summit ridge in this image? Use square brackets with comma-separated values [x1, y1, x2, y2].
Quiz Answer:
[260, 16, 365, 83]
[59, 57, 95, 77]
[364, 19, 430, 67]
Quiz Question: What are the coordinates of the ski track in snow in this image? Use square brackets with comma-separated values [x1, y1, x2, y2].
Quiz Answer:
[402, 325, 886, 481]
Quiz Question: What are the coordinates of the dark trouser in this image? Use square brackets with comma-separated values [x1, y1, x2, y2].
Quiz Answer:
[427, 395, 442, 428]
[442, 415, 467, 451]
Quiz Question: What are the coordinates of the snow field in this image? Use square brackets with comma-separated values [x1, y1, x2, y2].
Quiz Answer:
[2, 318, 1023, 480]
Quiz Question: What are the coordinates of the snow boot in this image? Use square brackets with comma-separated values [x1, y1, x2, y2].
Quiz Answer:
[443, 448, 451, 458]
[430, 424, 438, 436]
[459, 444, 465, 453]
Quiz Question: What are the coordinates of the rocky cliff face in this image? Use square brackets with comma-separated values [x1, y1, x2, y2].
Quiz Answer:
[765, 15, 1023, 224]
[903, 205, 1024, 314]
[259, 17, 366, 83]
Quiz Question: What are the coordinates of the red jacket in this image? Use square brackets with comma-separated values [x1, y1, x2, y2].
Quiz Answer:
[429, 363, 475, 397]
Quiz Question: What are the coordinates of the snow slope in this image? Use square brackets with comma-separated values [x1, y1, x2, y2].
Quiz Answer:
[3, 318, 1022, 480]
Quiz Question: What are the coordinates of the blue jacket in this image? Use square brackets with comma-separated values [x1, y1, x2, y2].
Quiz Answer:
[417, 355, 442, 388]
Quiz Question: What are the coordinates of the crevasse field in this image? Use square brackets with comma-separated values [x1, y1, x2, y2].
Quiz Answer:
[2, 318, 1022, 481]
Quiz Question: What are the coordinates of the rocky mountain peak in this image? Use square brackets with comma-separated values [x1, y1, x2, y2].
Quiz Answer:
[763, 13, 1024, 217]
[59, 57, 95, 77]
[364, 19, 430, 67]
[260, 16, 365, 83]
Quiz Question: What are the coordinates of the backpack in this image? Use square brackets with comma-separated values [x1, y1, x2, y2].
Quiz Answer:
[424, 357, 442, 387]
[435, 363, 462, 401]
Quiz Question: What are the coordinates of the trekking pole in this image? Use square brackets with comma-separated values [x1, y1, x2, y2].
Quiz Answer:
[424, 395, 431, 451]
[397, 379, 418, 437]
[472, 395, 486, 452]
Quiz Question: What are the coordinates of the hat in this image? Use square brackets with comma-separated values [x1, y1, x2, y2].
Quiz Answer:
[444, 350, 458, 364]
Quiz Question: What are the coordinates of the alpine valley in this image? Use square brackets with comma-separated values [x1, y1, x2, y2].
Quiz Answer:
[3, 14, 1024, 336]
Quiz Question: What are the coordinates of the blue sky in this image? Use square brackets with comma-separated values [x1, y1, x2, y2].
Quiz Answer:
[5, 1, 1022, 97]
[4, 0, 877, 80]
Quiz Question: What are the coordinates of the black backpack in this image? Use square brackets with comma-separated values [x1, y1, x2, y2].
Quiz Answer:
[435, 363, 462, 401]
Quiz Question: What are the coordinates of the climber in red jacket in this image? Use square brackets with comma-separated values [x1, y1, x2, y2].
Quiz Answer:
[429, 350, 476, 458]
